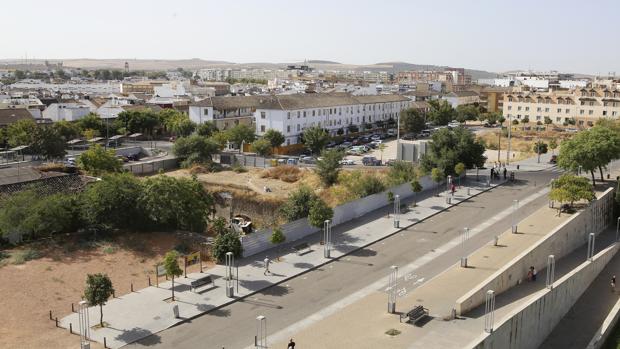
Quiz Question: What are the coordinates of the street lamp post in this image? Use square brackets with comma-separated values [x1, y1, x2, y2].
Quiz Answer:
[546, 255, 555, 289]
[511, 200, 519, 233]
[225, 252, 234, 298]
[323, 219, 332, 258]
[78, 301, 91, 349]
[387, 265, 398, 313]
[461, 227, 470, 267]
[393, 194, 400, 228]
[255, 315, 267, 349]
[506, 114, 512, 164]
[484, 290, 495, 333]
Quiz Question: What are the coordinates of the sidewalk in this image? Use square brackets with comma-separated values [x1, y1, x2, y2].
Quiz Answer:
[267, 202, 571, 349]
[60, 177, 501, 348]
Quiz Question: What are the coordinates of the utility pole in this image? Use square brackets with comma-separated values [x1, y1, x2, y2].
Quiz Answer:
[506, 114, 512, 164]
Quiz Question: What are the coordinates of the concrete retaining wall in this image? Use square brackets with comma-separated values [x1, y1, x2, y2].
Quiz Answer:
[470, 242, 619, 349]
[240, 174, 443, 258]
[456, 188, 615, 315]
[123, 157, 179, 175]
[586, 291, 620, 348]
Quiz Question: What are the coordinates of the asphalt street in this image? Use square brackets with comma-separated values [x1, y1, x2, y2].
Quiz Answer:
[128, 170, 559, 349]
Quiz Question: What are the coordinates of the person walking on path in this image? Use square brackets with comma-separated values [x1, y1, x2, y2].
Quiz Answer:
[490, 168, 494, 181]
[612, 275, 616, 293]
[288, 338, 296, 349]
[264, 257, 271, 276]
[532, 267, 537, 281]
[451, 183, 456, 196]
[503, 167, 507, 180]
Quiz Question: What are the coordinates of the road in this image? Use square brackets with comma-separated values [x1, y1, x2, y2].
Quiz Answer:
[129, 170, 559, 349]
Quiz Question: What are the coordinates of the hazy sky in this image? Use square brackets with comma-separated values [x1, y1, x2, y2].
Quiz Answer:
[3, 0, 619, 74]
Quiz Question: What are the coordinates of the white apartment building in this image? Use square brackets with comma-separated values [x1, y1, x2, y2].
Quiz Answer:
[254, 94, 411, 145]
[42, 103, 91, 122]
[503, 88, 620, 126]
[189, 96, 262, 130]
[442, 91, 480, 108]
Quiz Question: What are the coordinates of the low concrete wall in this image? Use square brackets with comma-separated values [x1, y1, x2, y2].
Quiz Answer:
[456, 188, 615, 315]
[470, 242, 620, 349]
[586, 293, 620, 348]
[124, 157, 179, 175]
[241, 174, 443, 258]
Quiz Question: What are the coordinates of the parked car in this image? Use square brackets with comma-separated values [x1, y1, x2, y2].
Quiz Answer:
[362, 156, 381, 166]
[386, 159, 398, 166]
[287, 158, 298, 165]
[339, 159, 356, 165]
[371, 134, 381, 141]
[448, 121, 461, 128]
[370, 140, 383, 146]
[341, 141, 353, 148]
[402, 133, 416, 140]
[420, 130, 431, 138]
[387, 129, 397, 136]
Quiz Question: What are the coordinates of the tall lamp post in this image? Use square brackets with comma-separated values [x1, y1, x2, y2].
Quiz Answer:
[506, 114, 512, 164]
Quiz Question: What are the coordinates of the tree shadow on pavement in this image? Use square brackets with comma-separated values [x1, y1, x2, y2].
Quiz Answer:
[349, 248, 377, 258]
[293, 262, 315, 269]
[206, 307, 231, 317]
[117, 327, 161, 346]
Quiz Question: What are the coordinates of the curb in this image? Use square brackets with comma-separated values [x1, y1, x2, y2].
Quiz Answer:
[161, 179, 507, 331]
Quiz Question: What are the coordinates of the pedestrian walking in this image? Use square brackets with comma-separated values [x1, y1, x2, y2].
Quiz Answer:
[532, 267, 537, 281]
[490, 168, 494, 180]
[612, 275, 616, 293]
[527, 268, 533, 281]
[503, 167, 507, 180]
[263, 257, 271, 276]
[288, 338, 296, 349]
[451, 183, 456, 196]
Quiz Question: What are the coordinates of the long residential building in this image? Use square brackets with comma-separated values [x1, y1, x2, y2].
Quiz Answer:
[254, 94, 411, 145]
[502, 88, 620, 126]
[189, 93, 412, 145]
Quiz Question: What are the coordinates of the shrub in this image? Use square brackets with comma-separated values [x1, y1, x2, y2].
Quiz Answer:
[212, 231, 243, 263]
[308, 198, 334, 228]
[280, 186, 319, 222]
[315, 149, 344, 187]
[386, 161, 417, 186]
[11, 249, 40, 265]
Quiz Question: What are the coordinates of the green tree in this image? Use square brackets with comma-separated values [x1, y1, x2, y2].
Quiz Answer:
[251, 138, 273, 157]
[163, 251, 183, 301]
[588, 126, 620, 181]
[6, 119, 37, 147]
[263, 129, 285, 149]
[544, 116, 553, 129]
[427, 100, 456, 126]
[165, 111, 196, 137]
[195, 121, 218, 137]
[522, 116, 530, 124]
[512, 119, 519, 125]
[81, 173, 145, 231]
[84, 273, 114, 327]
[549, 174, 595, 214]
[533, 141, 548, 154]
[225, 124, 256, 148]
[173, 134, 220, 167]
[52, 120, 81, 141]
[212, 230, 243, 263]
[549, 139, 558, 154]
[270, 227, 286, 259]
[455, 105, 480, 123]
[386, 161, 417, 186]
[140, 176, 213, 232]
[303, 126, 329, 155]
[115, 110, 160, 136]
[410, 180, 423, 207]
[77, 144, 122, 176]
[402, 108, 426, 134]
[279, 186, 319, 221]
[454, 162, 466, 186]
[387, 191, 395, 217]
[308, 198, 334, 229]
[431, 168, 443, 196]
[315, 149, 344, 187]
[31, 126, 67, 159]
[76, 113, 106, 136]
[420, 127, 485, 176]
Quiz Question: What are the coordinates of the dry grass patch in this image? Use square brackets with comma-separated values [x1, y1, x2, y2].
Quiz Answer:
[260, 165, 302, 183]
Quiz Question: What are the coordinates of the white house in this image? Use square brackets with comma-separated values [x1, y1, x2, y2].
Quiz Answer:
[254, 94, 411, 145]
[43, 103, 91, 122]
[442, 91, 481, 108]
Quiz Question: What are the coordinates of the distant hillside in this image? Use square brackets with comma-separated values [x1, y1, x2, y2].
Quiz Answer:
[0, 58, 498, 79]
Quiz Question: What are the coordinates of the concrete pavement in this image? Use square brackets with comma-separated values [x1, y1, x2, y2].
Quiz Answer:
[61, 175, 502, 348]
[128, 171, 557, 348]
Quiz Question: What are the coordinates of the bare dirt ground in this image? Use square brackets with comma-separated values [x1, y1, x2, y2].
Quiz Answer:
[0, 232, 211, 349]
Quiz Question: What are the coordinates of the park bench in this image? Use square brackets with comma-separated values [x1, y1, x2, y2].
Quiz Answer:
[190, 275, 214, 293]
[400, 305, 429, 325]
[293, 242, 311, 255]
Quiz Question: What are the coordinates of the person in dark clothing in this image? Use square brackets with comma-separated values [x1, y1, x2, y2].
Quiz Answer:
[490, 168, 494, 180]
[288, 338, 296, 349]
[503, 167, 507, 179]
